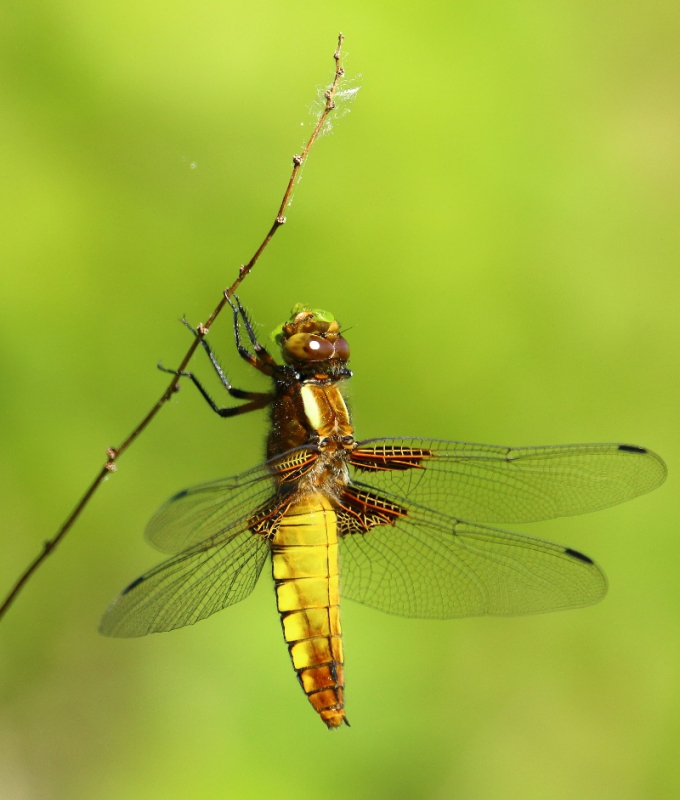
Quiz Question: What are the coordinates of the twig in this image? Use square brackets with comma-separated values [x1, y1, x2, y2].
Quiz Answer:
[0, 33, 346, 623]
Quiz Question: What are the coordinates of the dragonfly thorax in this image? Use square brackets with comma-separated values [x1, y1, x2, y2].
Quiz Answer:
[299, 383, 354, 448]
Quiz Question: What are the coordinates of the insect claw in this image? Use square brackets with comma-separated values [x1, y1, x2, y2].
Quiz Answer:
[224, 291, 237, 310]
[180, 318, 198, 336]
[157, 361, 187, 381]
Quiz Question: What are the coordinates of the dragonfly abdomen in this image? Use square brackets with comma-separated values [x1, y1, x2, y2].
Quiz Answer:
[271, 493, 346, 729]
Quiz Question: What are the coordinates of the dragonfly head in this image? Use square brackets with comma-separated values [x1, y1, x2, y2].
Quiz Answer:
[271, 304, 350, 375]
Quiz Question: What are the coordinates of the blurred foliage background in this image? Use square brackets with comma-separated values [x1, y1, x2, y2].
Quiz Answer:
[1, 1, 679, 798]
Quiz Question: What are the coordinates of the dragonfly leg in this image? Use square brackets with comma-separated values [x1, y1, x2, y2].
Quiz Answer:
[158, 362, 272, 417]
[180, 319, 265, 401]
[232, 294, 278, 368]
[225, 293, 276, 375]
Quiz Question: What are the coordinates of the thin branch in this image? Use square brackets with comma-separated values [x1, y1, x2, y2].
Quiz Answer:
[0, 33, 346, 623]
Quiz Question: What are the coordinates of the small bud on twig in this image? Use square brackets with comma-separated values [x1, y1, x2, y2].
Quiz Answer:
[105, 447, 118, 472]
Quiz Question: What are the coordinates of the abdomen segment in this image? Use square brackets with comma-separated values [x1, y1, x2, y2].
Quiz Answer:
[271, 493, 346, 729]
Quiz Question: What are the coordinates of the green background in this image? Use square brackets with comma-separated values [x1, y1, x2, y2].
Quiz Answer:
[1, 2, 679, 798]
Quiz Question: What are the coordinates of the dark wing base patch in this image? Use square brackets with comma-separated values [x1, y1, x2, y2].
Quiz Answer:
[248, 495, 292, 538]
[351, 445, 432, 472]
[337, 485, 407, 535]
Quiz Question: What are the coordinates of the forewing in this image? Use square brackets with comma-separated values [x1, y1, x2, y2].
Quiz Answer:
[339, 506, 607, 618]
[351, 439, 666, 524]
[146, 468, 276, 554]
[146, 448, 317, 554]
[99, 528, 270, 637]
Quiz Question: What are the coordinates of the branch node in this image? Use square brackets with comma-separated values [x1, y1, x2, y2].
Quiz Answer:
[238, 264, 247, 278]
[276, 216, 287, 225]
[105, 461, 117, 472]
[197, 323, 209, 336]
[293, 155, 303, 166]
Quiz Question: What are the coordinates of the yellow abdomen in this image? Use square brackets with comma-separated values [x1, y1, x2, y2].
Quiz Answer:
[271, 493, 346, 729]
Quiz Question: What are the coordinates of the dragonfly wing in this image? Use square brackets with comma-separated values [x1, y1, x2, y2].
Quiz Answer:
[339, 504, 607, 619]
[146, 447, 318, 553]
[100, 527, 270, 637]
[146, 472, 276, 554]
[351, 439, 666, 524]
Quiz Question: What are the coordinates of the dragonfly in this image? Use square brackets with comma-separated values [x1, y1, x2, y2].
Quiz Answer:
[100, 298, 667, 729]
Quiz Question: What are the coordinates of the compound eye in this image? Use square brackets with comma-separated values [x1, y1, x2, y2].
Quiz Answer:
[333, 336, 350, 361]
[305, 336, 334, 358]
[282, 333, 334, 362]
